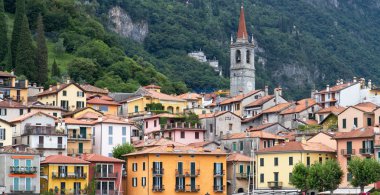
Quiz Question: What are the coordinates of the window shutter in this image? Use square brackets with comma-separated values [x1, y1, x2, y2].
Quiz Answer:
[3, 129, 5, 140]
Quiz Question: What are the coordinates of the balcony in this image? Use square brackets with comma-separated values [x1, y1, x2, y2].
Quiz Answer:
[175, 169, 200, 177]
[10, 185, 36, 193]
[128, 111, 149, 118]
[359, 148, 374, 156]
[236, 172, 249, 179]
[10, 166, 38, 174]
[37, 144, 66, 150]
[67, 149, 93, 155]
[341, 149, 355, 156]
[95, 190, 117, 195]
[161, 122, 204, 130]
[213, 185, 225, 192]
[95, 172, 118, 179]
[68, 133, 92, 141]
[152, 185, 165, 192]
[268, 181, 283, 189]
[152, 168, 164, 176]
[175, 185, 200, 192]
[213, 170, 225, 177]
[23, 125, 66, 136]
[52, 172, 87, 179]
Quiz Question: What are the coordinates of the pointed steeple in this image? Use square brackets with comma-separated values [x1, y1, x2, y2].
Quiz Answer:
[237, 4, 248, 41]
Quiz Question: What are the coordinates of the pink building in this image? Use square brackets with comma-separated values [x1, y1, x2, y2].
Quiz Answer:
[80, 154, 125, 195]
[162, 122, 206, 145]
[143, 113, 183, 135]
[334, 127, 380, 189]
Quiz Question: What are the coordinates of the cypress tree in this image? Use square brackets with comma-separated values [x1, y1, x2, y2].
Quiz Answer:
[10, 0, 25, 68]
[51, 59, 60, 78]
[15, 15, 35, 80]
[0, 0, 8, 62]
[35, 14, 48, 84]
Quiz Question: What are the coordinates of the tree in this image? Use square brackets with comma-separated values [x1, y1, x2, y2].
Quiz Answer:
[10, 0, 26, 68]
[15, 15, 36, 81]
[67, 58, 100, 84]
[112, 143, 135, 160]
[51, 59, 60, 78]
[54, 38, 66, 55]
[348, 157, 380, 193]
[0, 0, 8, 62]
[307, 160, 343, 194]
[35, 14, 48, 85]
[290, 163, 309, 193]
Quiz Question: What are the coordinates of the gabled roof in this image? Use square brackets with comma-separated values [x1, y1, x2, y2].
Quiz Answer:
[177, 93, 202, 100]
[262, 103, 292, 114]
[0, 100, 26, 108]
[227, 153, 251, 162]
[256, 142, 335, 154]
[145, 89, 185, 102]
[0, 71, 16, 77]
[187, 141, 220, 148]
[80, 84, 109, 94]
[333, 126, 375, 139]
[220, 90, 262, 105]
[296, 119, 318, 126]
[198, 111, 241, 120]
[63, 118, 94, 125]
[134, 138, 186, 149]
[28, 101, 63, 111]
[76, 111, 102, 120]
[221, 130, 284, 140]
[62, 107, 103, 118]
[280, 98, 316, 115]
[241, 113, 262, 123]
[79, 153, 124, 163]
[41, 155, 90, 164]
[245, 95, 274, 108]
[86, 97, 121, 106]
[339, 102, 377, 115]
[36, 83, 85, 97]
[316, 106, 346, 115]
[125, 145, 226, 156]
[318, 82, 358, 94]
[94, 115, 131, 125]
[144, 84, 161, 89]
[247, 123, 286, 132]
[10, 111, 57, 123]
[0, 145, 39, 154]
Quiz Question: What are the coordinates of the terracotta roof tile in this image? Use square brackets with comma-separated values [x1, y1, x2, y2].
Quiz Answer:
[134, 138, 186, 148]
[62, 107, 103, 118]
[87, 97, 121, 106]
[146, 90, 185, 102]
[76, 111, 102, 120]
[37, 83, 84, 97]
[333, 126, 375, 139]
[227, 153, 251, 162]
[221, 130, 284, 140]
[318, 83, 355, 93]
[198, 111, 229, 119]
[245, 95, 274, 108]
[80, 84, 108, 94]
[0, 145, 39, 154]
[41, 155, 90, 164]
[220, 90, 262, 105]
[280, 98, 316, 115]
[187, 141, 218, 148]
[247, 123, 284, 131]
[80, 153, 124, 163]
[241, 113, 262, 123]
[144, 84, 161, 89]
[353, 102, 377, 113]
[125, 145, 226, 156]
[177, 93, 202, 100]
[262, 103, 292, 114]
[63, 118, 94, 125]
[10, 111, 57, 123]
[0, 100, 26, 108]
[296, 119, 318, 125]
[316, 106, 346, 115]
[256, 142, 335, 153]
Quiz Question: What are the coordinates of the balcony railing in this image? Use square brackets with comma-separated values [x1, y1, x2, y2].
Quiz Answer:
[161, 122, 204, 130]
[95, 172, 118, 178]
[23, 125, 65, 135]
[359, 148, 374, 155]
[152, 185, 165, 192]
[236, 172, 249, 179]
[10, 166, 38, 174]
[213, 170, 225, 177]
[52, 172, 87, 179]
[128, 111, 149, 118]
[95, 190, 117, 195]
[268, 181, 283, 189]
[10, 185, 36, 192]
[185, 184, 200, 192]
[37, 144, 66, 150]
[341, 149, 355, 156]
[68, 133, 91, 140]
[67, 149, 93, 155]
[213, 185, 225, 192]
[152, 168, 164, 176]
[175, 169, 200, 177]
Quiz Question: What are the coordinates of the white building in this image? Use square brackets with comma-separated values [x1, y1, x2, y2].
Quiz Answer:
[0, 100, 28, 121]
[10, 111, 67, 157]
[92, 115, 134, 157]
[188, 51, 223, 75]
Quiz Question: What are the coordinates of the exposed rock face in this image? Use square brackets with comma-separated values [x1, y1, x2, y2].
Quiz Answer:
[108, 6, 148, 42]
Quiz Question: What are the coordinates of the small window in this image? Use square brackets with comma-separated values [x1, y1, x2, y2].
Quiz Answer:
[209, 124, 213, 133]
[229, 124, 233, 131]
[307, 156, 310, 166]
[289, 157, 293, 166]
[63, 90, 67, 96]
[233, 142, 237, 151]
[367, 118, 372, 126]
[19, 109, 23, 115]
[180, 131, 185, 138]
[132, 163, 138, 172]
[145, 121, 148, 129]
[274, 157, 278, 166]
[132, 177, 137, 187]
[154, 120, 157, 127]
[195, 132, 199, 139]
[289, 173, 293, 181]
[236, 50, 241, 63]
[246, 50, 250, 63]
[240, 141, 244, 151]
[53, 113, 57, 117]
[354, 117, 358, 127]
[260, 158, 264, 166]
[141, 177, 146, 187]
[319, 157, 323, 163]
[143, 162, 146, 171]
[342, 119, 347, 129]
[260, 174, 264, 183]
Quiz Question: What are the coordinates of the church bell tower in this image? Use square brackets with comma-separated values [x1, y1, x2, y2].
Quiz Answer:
[230, 5, 255, 97]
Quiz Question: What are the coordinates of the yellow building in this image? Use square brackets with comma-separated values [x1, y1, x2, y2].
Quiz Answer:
[255, 141, 336, 191]
[63, 107, 104, 120]
[86, 95, 120, 115]
[40, 155, 90, 194]
[0, 71, 29, 103]
[120, 85, 188, 117]
[0, 118, 14, 146]
[63, 118, 94, 156]
[124, 145, 228, 195]
[36, 82, 87, 111]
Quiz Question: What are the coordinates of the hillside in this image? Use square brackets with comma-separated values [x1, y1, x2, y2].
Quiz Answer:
[3, 0, 380, 99]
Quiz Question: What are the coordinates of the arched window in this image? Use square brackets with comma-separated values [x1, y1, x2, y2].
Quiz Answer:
[237, 188, 244, 193]
[236, 50, 241, 63]
[246, 50, 250, 63]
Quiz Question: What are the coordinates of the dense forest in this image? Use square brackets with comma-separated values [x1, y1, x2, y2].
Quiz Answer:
[2, 0, 380, 99]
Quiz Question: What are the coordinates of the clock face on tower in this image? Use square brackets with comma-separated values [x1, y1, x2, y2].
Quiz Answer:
[247, 81, 253, 91]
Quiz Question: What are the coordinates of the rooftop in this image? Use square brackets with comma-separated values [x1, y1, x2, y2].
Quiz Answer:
[0, 145, 39, 155]
[79, 153, 124, 163]
[134, 138, 186, 148]
[125, 145, 226, 156]
[41, 155, 90, 164]
[333, 126, 375, 139]
[221, 130, 284, 140]
[177, 92, 202, 100]
[0, 100, 26, 108]
[227, 153, 251, 162]
[261, 103, 292, 114]
[10, 111, 56, 123]
[280, 98, 316, 115]
[316, 106, 346, 115]
[247, 123, 285, 132]
[37, 83, 84, 97]
[256, 141, 335, 154]
[86, 97, 121, 106]
[245, 95, 274, 108]
[219, 90, 262, 105]
[318, 82, 356, 94]
[80, 84, 109, 94]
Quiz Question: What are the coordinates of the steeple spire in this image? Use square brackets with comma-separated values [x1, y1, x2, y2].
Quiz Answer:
[237, 4, 248, 40]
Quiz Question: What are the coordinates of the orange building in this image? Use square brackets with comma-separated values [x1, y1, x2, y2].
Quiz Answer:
[124, 145, 227, 195]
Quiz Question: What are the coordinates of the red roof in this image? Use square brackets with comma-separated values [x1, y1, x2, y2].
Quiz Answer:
[41, 155, 90, 164]
[256, 142, 335, 153]
[262, 103, 292, 114]
[316, 106, 346, 115]
[318, 83, 356, 94]
[80, 84, 108, 94]
[247, 123, 284, 132]
[63, 118, 94, 125]
[245, 95, 274, 108]
[79, 153, 124, 163]
[333, 126, 375, 139]
[87, 97, 121, 106]
[0, 100, 26, 108]
[280, 98, 316, 115]
[220, 90, 262, 105]
[237, 5, 248, 40]
[144, 84, 161, 89]
[10, 111, 57, 123]
[227, 153, 251, 162]
[221, 130, 284, 140]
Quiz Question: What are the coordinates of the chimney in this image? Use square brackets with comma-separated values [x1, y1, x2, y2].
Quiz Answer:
[301, 135, 307, 144]
[336, 80, 340, 86]
[49, 85, 52, 91]
[264, 85, 269, 96]
[97, 116, 103, 122]
[11, 70, 14, 76]
[66, 79, 71, 84]
[353, 77, 357, 83]
[310, 90, 316, 99]
[340, 79, 344, 85]
[368, 79, 372, 89]
[57, 82, 61, 89]
[305, 99, 309, 108]
[326, 85, 330, 92]
[166, 144, 174, 152]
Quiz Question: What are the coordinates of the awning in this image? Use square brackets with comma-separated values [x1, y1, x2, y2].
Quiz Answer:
[319, 187, 373, 194]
